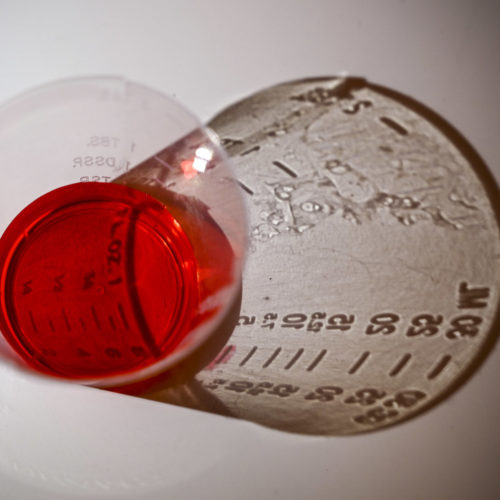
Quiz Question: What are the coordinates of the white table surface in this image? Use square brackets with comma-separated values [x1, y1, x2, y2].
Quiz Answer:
[0, 1, 499, 498]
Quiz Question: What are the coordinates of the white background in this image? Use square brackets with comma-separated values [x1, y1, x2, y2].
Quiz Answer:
[0, 1, 499, 498]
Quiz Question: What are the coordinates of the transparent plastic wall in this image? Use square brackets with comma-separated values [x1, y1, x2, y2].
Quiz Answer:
[0, 77, 247, 388]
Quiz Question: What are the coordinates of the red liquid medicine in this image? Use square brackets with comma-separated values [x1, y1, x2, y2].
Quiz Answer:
[0, 182, 233, 382]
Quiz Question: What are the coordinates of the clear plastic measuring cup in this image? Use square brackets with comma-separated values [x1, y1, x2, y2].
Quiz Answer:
[0, 77, 247, 388]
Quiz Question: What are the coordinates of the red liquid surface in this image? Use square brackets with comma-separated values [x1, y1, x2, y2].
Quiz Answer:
[0, 182, 232, 381]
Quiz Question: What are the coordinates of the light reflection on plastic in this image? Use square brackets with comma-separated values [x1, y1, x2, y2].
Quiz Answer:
[181, 146, 213, 179]
[181, 160, 196, 179]
[193, 146, 213, 173]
